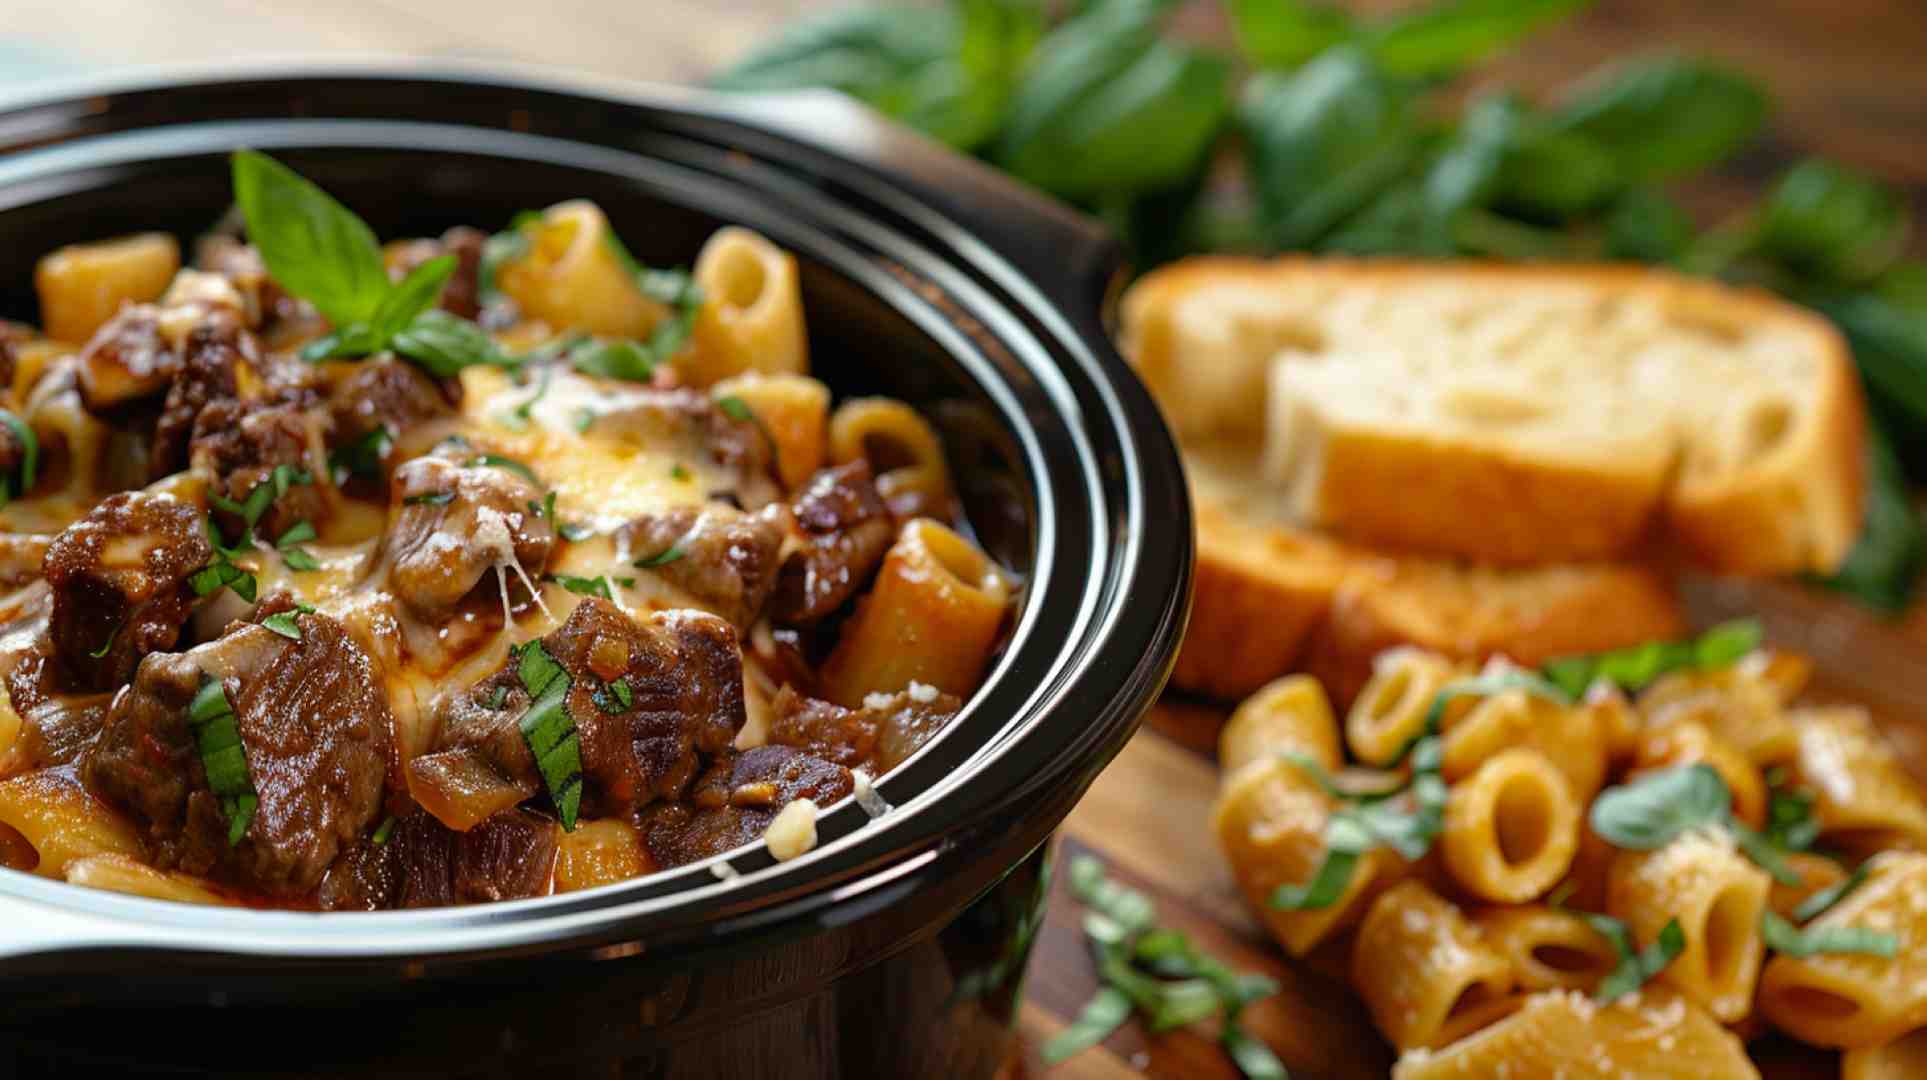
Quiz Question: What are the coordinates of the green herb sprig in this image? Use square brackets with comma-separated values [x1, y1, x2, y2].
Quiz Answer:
[513, 639, 585, 830]
[1759, 864, 1898, 957]
[1049, 854, 1287, 1077]
[1541, 620, 1763, 699]
[0, 409, 40, 508]
[187, 676, 259, 846]
[1589, 764, 1802, 886]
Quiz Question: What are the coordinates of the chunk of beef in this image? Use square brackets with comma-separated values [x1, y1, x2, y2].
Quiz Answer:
[637, 745, 853, 869]
[81, 611, 395, 896]
[381, 449, 555, 621]
[771, 461, 895, 626]
[192, 236, 294, 330]
[190, 397, 332, 541]
[326, 357, 460, 471]
[598, 389, 780, 510]
[150, 308, 256, 478]
[74, 304, 175, 410]
[616, 504, 785, 629]
[44, 491, 213, 690]
[409, 600, 746, 830]
[317, 808, 558, 911]
[767, 684, 962, 775]
[73, 302, 265, 480]
[0, 593, 112, 769]
[386, 227, 487, 321]
[0, 320, 30, 397]
[0, 533, 50, 589]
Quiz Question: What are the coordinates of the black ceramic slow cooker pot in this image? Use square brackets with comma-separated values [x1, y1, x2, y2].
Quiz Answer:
[0, 65, 1191, 1077]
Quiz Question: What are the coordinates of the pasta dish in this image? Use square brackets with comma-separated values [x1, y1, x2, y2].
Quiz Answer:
[1213, 624, 1927, 1077]
[0, 151, 1015, 909]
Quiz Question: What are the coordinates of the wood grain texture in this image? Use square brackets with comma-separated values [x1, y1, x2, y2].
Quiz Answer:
[6, 2, 1927, 1076]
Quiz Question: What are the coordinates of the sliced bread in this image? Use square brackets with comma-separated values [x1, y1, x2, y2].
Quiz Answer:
[1177, 446, 1688, 704]
[1124, 258, 1866, 573]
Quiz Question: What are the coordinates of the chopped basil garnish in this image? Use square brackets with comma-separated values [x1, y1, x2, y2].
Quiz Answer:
[1052, 855, 1281, 1074]
[569, 338, 659, 383]
[1794, 864, 1871, 923]
[498, 365, 554, 432]
[634, 545, 687, 569]
[1272, 736, 1448, 910]
[189, 557, 256, 604]
[275, 520, 320, 572]
[0, 409, 40, 508]
[513, 640, 584, 831]
[467, 453, 538, 485]
[1541, 619, 1763, 699]
[371, 815, 397, 846]
[187, 676, 258, 846]
[1765, 786, 1821, 853]
[1420, 669, 1572, 740]
[670, 463, 690, 482]
[1761, 911, 1897, 958]
[404, 491, 455, 507]
[88, 625, 118, 659]
[547, 573, 635, 600]
[390, 310, 520, 376]
[573, 407, 596, 434]
[1589, 914, 1685, 1003]
[260, 602, 315, 641]
[592, 677, 633, 714]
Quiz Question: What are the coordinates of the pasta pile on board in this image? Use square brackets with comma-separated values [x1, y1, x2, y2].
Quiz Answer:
[1211, 622, 1927, 1078]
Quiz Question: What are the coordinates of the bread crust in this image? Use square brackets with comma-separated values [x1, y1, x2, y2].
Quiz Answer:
[1123, 256, 1868, 575]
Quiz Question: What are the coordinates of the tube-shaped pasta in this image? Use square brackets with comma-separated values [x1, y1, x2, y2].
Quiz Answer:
[0, 768, 144, 878]
[685, 226, 808, 387]
[1788, 706, 1927, 854]
[1212, 757, 1402, 956]
[1390, 989, 1760, 1080]
[708, 373, 829, 491]
[829, 397, 953, 519]
[495, 200, 668, 338]
[1558, 824, 1617, 914]
[1351, 880, 1514, 1051]
[1638, 666, 1799, 768]
[1582, 688, 1641, 764]
[0, 691, 23, 780]
[34, 232, 180, 344]
[1347, 647, 1457, 766]
[64, 853, 230, 905]
[1607, 831, 1770, 1022]
[553, 819, 653, 893]
[1440, 691, 1609, 803]
[1768, 852, 1851, 921]
[1220, 675, 1341, 776]
[817, 519, 1010, 706]
[1441, 749, 1580, 903]
[1759, 851, 1927, 1048]
[1472, 906, 1621, 993]
[1845, 1029, 1927, 1080]
[1631, 721, 1767, 829]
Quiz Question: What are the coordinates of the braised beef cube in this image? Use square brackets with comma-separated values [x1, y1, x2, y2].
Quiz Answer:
[616, 504, 785, 629]
[409, 600, 746, 829]
[638, 745, 853, 868]
[44, 491, 213, 689]
[319, 808, 558, 910]
[191, 398, 332, 542]
[149, 309, 256, 478]
[768, 684, 961, 774]
[326, 357, 460, 474]
[81, 611, 395, 896]
[382, 449, 555, 620]
[771, 461, 895, 626]
[386, 227, 487, 321]
[0, 607, 112, 768]
[74, 304, 176, 410]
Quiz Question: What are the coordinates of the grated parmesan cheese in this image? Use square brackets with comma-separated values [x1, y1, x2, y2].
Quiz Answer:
[907, 681, 939, 704]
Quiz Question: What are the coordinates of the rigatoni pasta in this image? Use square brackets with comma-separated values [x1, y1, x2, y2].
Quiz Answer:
[1211, 622, 1925, 1076]
[687, 226, 808, 387]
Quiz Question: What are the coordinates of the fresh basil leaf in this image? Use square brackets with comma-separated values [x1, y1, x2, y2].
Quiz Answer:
[392, 310, 517, 377]
[1421, 92, 1522, 251]
[1730, 818, 1803, 886]
[261, 610, 304, 640]
[371, 815, 398, 846]
[1761, 911, 1897, 958]
[1222, 1021, 1290, 1080]
[275, 521, 317, 549]
[1366, 0, 1590, 80]
[1240, 48, 1424, 250]
[1605, 187, 1697, 264]
[996, 1, 1232, 201]
[1041, 986, 1131, 1064]
[371, 254, 456, 341]
[1758, 158, 1909, 285]
[570, 339, 657, 383]
[1540, 621, 1761, 699]
[514, 641, 582, 830]
[1589, 764, 1730, 850]
[1764, 787, 1820, 853]
[280, 547, 321, 572]
[1226, 0, 1353, 69]
[1498, 123, 1621, 219]
[1544, 55, 1768, 185]
[231, 150, 390, 327]
[186, 675, 258, 847]
[1793, 864, 1870, 923]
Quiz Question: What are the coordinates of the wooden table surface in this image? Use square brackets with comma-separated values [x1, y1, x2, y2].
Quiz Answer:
[9, 2, 1927, 1077]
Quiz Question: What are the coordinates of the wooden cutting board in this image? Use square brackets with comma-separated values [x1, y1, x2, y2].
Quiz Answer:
[1007, 577, 1927, 1078]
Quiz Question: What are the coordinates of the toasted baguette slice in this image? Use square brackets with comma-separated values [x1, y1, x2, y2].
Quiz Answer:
[1177, 447, 1688, 704]
[1124, 258, 1866, 574]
